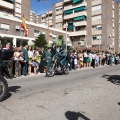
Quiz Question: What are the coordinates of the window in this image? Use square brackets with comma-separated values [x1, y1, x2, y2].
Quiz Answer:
[0, 23, 9, 31]
[56, 6, 62, 11]
[41, 17, 46, 20]
[15, 26, 20, 31]
[92, 35, 101, 40]
[92, 5, 101, 11]
[92, 25, 102, 30]
[34, 30, 40, 36]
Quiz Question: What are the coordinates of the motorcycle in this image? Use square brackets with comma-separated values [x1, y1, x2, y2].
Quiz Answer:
[46, 52, 69, 77]
[0, 49, 13, 102]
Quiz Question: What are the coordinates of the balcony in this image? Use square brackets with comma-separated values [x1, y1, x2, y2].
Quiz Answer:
[92, 40, 102, 45]
[64, 2, 87, 11]
[55, 2, 62, 7]
[92, 30, 102, 35]
[63, 0, 71, 3]
[0, 0, 14, 9]
[92, 20, 102, 25]
[74, 20, 87, 26]
[55, 10, 63, 15]
[56, 18, 63, 23]
[64, 11, 87, 20]
[63, 21, 87, 29]
[92, 10, 102, 16]
[69, 31, 87, 37]
[0, 11, 13, 17]
[92, 0, 102, 6]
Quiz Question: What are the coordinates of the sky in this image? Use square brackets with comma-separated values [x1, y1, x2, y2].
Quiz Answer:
[116, 0, 120, 2]
[30, 0, 61, 15]
[31, 0, 120, 15]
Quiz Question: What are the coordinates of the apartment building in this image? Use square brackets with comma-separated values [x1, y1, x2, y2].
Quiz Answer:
[0, 0, 30, 20]
[35, 10, 53, 27]
[30, 11, 36, 22]
[0, 0, 69, 47]
[36, 0, 120, 53]
[61, 0, 119, 52]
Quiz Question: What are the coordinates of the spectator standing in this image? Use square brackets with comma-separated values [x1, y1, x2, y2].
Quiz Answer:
[14, 48, 21, 77]
[109, 53, 112, 66]
[92, 52, 96, 68]
[95, 53, 99, 67]
[83, 50, 87, 67]
[21, 45, 28, 76]
[115, 54, 119, 65]
[28, 46, 33, 75]
[87, 53, 91, 67]
[39, 47, 46, 73]
[74, 56, 77, 70]
[32, 49, 39, 74]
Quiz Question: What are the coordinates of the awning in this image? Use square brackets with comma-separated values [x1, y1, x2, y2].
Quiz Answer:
[73, 0, 83, 4]
[64, 9, 73, 15]
[67, 23, 74, 31]
[74, 15, 86, 21]
[9, 0, 14, 2]
[74, 6, 86, 12]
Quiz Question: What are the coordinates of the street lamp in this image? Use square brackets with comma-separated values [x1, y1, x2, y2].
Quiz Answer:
[36, 0, 50, 46]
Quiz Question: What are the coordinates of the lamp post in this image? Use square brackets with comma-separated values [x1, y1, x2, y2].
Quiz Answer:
[36, 0, 50, 46]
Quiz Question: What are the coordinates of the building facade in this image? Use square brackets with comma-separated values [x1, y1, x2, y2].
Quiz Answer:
[0, 0, 69, 47]
[35, 0, 120, 53]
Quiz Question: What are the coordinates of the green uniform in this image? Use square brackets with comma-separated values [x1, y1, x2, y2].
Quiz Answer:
[46, 51, 52, 64]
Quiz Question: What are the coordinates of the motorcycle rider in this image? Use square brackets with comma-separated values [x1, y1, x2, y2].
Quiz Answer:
[58, 46, 67, 66]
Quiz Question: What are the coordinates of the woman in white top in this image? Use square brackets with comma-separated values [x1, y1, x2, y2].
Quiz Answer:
[28, 46, 33, 75]
[14, 47, 21, 77]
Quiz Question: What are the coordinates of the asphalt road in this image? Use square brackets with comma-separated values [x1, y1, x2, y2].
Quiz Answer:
[0, 65, 120, 120]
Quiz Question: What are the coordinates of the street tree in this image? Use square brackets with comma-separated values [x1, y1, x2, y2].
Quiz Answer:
[34, 34, 47, 47]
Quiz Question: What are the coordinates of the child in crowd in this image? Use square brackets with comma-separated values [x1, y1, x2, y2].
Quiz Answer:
[74, 56, 78, 70]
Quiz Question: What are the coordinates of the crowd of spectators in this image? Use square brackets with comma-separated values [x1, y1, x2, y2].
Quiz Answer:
[67, 50, 120, 70]
[0, 42, 120, 78]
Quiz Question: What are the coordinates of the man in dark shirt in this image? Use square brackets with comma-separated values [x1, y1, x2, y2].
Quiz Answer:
[51, 43, 56, 56]
[39, 47, 46, 73]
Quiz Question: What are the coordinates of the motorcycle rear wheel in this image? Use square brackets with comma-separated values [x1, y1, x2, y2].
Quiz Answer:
[0, 76, 8, 102]
[63, 64, 69, 75]
[46, 63, 55, 77]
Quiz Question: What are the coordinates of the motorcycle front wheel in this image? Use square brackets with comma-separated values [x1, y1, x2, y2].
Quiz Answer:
[0, 76, 8, 102]
[46, 63, 55, 77]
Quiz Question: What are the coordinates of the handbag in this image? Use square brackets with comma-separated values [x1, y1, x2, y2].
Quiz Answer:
[19, 56, 25, 63]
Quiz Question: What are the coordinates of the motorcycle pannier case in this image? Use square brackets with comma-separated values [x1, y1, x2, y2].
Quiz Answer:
[0, 49, 13, 60]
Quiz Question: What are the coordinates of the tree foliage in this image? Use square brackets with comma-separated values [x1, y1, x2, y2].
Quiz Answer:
[52, 35, 65, 47]
[34, 34, 47, 47]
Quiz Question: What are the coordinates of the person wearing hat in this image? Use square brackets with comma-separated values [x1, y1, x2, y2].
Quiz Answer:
[46, 47, 52, 65]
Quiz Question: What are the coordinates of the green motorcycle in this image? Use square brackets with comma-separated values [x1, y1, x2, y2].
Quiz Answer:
[46, 52, 69, 77]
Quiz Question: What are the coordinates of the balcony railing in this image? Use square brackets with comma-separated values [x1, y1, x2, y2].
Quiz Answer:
[64, 2, 87, 11]
[69, 31, 87, 36]
[64, 11, 87, 20]
[0, 0, 14, 9]
[92, 30, 102, 35]
[92, 0, 102, 6]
